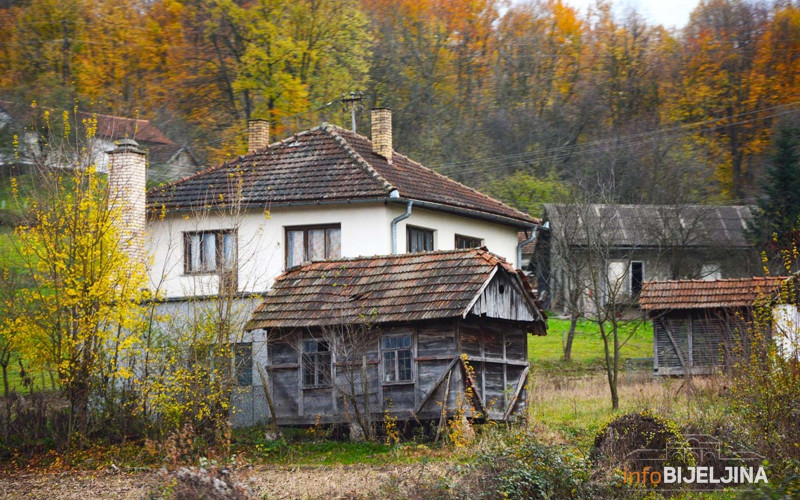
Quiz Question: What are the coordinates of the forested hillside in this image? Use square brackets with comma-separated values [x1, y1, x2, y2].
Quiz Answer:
[1, 0, 799, 207]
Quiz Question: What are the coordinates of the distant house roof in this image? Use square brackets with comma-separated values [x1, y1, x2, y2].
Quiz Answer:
[517, 230, 539, 255]
[0, 100, 173, 145]
[147, 123, 537, 227]
[244, 247, 546, 333]
[76, 111, 173, 145]
[639, 277, 787, 311]
[543, 203, 754, 248]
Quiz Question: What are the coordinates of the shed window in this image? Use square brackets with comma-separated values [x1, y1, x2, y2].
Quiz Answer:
[233, 342, 252, 386]
[302, 340, 331, 387]
[184, 230, 237, 274]
[455, 234, 482, 249]
[382, 334, 413, 383]
[407, 226, 434, 253]
[286, 225, 341, 268]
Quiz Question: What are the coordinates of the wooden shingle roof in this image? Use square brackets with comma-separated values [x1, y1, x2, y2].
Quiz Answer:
[147, 124, 536, 226]
[639, 277, 787, 311]
[244, 248, 546, 331]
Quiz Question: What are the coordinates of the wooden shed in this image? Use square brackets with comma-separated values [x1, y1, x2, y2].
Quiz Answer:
[240, 248, 546, 427]
[639, 277, 785, 375]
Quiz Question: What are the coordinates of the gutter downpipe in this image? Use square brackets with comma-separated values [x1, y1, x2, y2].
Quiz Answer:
[391, 197, 413, 254]
[517, 224, 541, 270]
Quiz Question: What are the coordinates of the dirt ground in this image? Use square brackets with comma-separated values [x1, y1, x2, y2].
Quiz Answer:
[0, 462, 449, 499]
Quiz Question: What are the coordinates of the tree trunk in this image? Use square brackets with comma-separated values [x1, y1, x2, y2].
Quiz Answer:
[2, 364, 7, 398]
[562, 313, 579, 362]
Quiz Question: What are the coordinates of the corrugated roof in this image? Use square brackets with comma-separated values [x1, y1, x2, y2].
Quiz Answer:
[639, 277, 786, 311]
[543, 203, 754, 248]
[147, 123, 537, 226]
[244, 248, 545, 330]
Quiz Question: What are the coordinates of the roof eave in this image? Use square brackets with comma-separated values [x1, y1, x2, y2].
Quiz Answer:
[389, 197, 538, 229]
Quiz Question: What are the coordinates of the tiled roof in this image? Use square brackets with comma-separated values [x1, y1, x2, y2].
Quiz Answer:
[518, 230, 538, 255]
[244, 248, 546, 330]
[147, 124, 537, 226]
[77, 111, 173, 145]
[0, 101, 174, 145]
[639, 277, 787, 311]
[543, 203, 754, 248]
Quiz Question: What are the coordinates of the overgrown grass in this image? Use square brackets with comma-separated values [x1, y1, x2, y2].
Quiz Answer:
[529, 316, 653, 377]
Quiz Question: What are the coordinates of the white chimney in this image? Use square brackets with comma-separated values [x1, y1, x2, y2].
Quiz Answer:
[107, 138, 146, 263]
[371, 108, 392, 164]
[248, 119, 270, 153]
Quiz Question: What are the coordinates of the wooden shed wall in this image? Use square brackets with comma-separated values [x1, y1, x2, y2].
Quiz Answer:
[254, 316, 530, 426]
[653, 310, 742, 375]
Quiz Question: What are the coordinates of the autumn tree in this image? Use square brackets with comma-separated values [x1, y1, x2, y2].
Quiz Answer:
[7, 108, 149, 441]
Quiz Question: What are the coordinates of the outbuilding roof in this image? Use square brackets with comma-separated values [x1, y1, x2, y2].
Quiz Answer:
[639, 277, 787, 311]
[244, 247, 546, 332]
[147, 123, 537, 226]
[543, 203, 754, 248]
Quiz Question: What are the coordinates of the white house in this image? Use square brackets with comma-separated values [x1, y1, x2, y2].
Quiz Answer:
[115, 109, 541, 301]
[105, 109, 541, 428]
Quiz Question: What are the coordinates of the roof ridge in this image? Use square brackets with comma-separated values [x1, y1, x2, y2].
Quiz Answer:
[645, 276, 788, 285]
[322, 123, 394, 194]
[282, 247, 499, 271]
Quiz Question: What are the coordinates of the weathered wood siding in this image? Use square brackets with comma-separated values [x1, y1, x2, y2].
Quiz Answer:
[458, 317, 529, 419]
[255, 316, 531, 425]
[471, 271, 537, 322]
[654, 310, 735, 376]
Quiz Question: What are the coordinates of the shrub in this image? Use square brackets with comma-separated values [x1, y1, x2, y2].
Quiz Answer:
[590, 410, 693, 486]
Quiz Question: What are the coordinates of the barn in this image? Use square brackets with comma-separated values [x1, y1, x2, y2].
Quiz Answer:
[235, 247, 546, 429]
[639, 277, 786, 375]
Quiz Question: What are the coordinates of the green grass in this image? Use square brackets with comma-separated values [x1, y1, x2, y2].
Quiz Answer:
[529, 316, 653, 377]
[3, 355, 55, 394]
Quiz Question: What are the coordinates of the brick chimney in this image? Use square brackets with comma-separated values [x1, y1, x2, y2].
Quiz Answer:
[248, 119, 270, 153]
[107, 138, 146, 263]
[371, 108, 392, 164]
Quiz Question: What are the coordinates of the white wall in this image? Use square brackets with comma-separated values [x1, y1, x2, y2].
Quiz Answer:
[390, 204, 520, 266]
[148, 203, 393, 298]
[147, 201, 522, 298]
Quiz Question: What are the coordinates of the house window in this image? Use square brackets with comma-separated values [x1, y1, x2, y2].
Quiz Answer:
[700, 263, 721, 281]
[302, 340, 331, 387]
[407, 226, 434, 253]
[286, 225, 341, 268]
[382, 334, 413, 383]
[455, 234, 482, 249]
[630, 261, 644, 296]
[606, 260, 628, 295]
[233, 342, 252, 386]
[184, 230, 237, 274]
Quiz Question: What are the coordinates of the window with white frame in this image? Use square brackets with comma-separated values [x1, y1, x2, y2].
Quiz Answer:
[184, 230, 237, 274]
[302, 339, 331, 387]
[382, 334, 413, 383]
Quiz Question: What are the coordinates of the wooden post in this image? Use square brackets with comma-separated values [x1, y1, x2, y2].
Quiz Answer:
[256, 362, 280, 437]
[434, 369, 453, 444]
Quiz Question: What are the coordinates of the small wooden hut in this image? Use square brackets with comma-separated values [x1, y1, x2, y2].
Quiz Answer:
[240, 248, 546, 427]
[639, 277, 785, 375]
